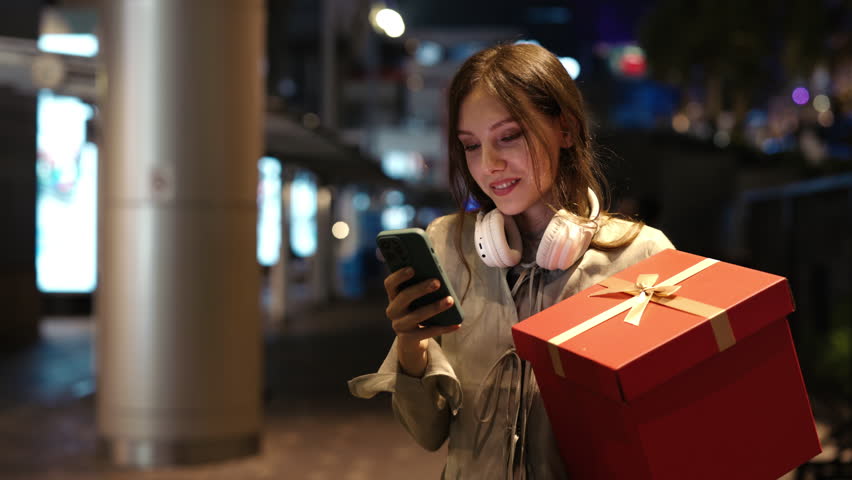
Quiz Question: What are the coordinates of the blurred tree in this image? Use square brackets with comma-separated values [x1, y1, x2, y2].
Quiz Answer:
[781, 0, 832, 78]
[638, 0, 831, 131]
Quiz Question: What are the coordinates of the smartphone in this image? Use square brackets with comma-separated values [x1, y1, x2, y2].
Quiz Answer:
[376, 228, 464, 327]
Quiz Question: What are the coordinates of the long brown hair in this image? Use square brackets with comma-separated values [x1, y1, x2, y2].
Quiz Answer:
[445, 43, 643, 298]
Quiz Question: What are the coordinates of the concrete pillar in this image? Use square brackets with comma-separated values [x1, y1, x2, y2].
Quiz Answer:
[97, 0, 264, 467]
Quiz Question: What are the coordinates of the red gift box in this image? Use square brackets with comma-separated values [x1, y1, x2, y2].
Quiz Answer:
[512, 249, 821, 480]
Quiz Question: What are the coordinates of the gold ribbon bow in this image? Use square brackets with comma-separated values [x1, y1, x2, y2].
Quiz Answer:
[588, 273, 681, 326]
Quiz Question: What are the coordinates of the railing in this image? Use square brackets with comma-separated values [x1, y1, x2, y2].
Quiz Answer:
[739, 173, 852, 477]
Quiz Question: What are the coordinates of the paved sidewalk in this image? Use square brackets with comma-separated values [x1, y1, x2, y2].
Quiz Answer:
[0, 297, 838, 479]
[0, 395, 446, 480]
[0, 298, 446, 480]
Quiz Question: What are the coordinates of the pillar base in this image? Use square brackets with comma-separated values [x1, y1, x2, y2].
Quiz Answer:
[98, 434, 260, 468]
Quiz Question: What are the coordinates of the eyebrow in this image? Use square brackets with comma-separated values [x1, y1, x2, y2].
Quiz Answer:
[457, 117, 516, 136]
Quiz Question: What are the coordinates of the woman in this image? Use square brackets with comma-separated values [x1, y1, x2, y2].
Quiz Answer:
[349, 43, 674, 479]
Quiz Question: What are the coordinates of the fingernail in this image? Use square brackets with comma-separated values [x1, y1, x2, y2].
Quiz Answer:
[431, 280, 440, 290]
[405, 267, 414, 275]
[444, 296, 454, 305]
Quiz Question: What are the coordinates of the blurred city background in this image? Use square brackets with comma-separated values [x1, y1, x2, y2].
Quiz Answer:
[0, 0, 850, 478]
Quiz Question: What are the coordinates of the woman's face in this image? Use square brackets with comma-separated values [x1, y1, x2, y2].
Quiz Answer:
[457, 86, 567, 221]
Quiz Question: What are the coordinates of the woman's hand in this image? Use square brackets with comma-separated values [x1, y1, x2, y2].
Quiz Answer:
[384, 267, 461, 377]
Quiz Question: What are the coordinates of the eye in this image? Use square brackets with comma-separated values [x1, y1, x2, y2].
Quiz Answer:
[500, 131, 522, 143]
[463, 143, 480, 152]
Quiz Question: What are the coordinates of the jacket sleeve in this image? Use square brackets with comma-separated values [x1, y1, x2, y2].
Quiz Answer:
[348, 337, 462, 451]
[348, 215, 464, 450]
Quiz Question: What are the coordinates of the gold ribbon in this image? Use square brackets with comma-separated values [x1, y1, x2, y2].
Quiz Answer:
[589, 273, 681, 326]
[546, 257, 736, 378]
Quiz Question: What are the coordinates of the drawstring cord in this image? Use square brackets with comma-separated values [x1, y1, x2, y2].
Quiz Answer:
[474, 348, 524, 479]
[511, 262, 546, 321]
[472, 262, 549, 479]
[473, 348, 535, 479]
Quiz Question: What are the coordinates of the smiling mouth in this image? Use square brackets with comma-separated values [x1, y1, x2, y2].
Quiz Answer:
[490, 178, 520, 196]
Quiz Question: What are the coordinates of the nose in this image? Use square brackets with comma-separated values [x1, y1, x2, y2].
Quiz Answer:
[481, 144, 505, 174]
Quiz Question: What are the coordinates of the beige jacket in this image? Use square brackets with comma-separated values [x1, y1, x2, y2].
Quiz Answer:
[349, 213, 674, 479]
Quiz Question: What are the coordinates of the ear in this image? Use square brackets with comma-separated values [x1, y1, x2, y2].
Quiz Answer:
[559, 115, 576, 148]
[560, 130, 574, 148]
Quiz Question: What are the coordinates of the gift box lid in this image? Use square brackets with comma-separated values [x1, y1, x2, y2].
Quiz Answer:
[512, 249, 795, 403]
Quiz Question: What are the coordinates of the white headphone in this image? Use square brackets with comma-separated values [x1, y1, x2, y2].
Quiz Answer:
[474, 187, 601, 270]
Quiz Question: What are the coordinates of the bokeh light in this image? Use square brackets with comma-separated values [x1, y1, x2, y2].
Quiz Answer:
[817, 110, 834, 128]
[812, 94, 831, 113]
[331, 221, 350, 240]
[514, 39, 542, 47]
[791, 87, 810, 105]
[38, 33, 99, 57]
[558, 56, 581, 80]
[415, 41, 443, 66]
[672, 113, 690, 133]
[713, 131, 731, 148]
[619, 46, 646, 77]
[290, 172, 317, 258]
[257, 156, 282, 267]
[353, 192, 371, 211]
[381, 206, 409, 230]
[716, 112, 736, 131]
[302, 112, 321, 129]
[384, 189, 405, 206]
[374, 8, 405, 38]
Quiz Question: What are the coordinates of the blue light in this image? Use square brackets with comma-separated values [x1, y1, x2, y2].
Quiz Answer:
[514, 39, 542, 47]
[36, 92, 97, 293]
[290, 172, 318, 258]
[38, 34, 98, 57]
[449, 43, 485, 62]
[257, 156, 282, 266]
[559, 56, 581, 79]
[382, 206, 410, 230]
[385, 190, 405, 206]
[381, 150, 422, 181]
[415, 41, 443, 67]
[353, 192, 371, 211]
[291, 220, 317, 258]
[465, 196, 480, 212]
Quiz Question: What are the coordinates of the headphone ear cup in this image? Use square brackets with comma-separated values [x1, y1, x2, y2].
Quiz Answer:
[536, 189, 600, 270]
[475, 210, 522, 268]
[536, 210, 595, 270]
